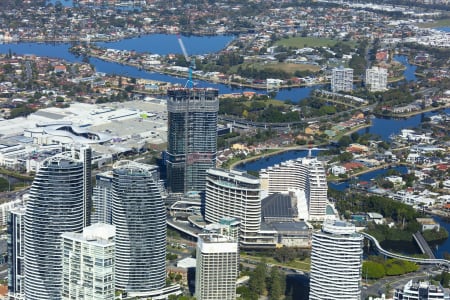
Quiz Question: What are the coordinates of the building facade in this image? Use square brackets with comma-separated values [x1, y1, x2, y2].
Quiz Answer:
[205, 169, 261, 246]
[331, 67, 353, 92]
[394, 280, 449, 300]
[259, 157, 327, 221]
[80, 145, 92, 227]
[166, 88, 219, 193]
[310, 220, 363, 300]
[112, 161, 166, 294]
[195, 234, 238, 300]
[24, 155, 85, 300]
[91, 171, 113, 224]
[61, 223, 115, 300]
[7, 207, 26, 300]
[366, 67, 388, 92]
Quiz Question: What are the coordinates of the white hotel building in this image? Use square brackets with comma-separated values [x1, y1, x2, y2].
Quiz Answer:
[366, 66, 388, 92]
[195, 234, 238, 300]
[205, 169, 262, 246]
[310, 220, 363, 300]
[259, 157, 327, 221]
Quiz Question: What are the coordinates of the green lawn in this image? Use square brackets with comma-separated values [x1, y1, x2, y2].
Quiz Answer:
[275, 37, 355, 48]
[241, 254, 311, 271]
[417, 18, 450, 28]
[228, 61, 320, 76]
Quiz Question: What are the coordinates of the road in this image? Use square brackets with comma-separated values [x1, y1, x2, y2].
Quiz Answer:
[361, 265, 440, 299]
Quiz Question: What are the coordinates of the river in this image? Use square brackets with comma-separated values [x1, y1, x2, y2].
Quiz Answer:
[0, 35, 321, 102]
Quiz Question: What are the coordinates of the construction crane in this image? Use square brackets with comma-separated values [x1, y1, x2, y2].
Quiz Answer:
[177, 34, 195, 89]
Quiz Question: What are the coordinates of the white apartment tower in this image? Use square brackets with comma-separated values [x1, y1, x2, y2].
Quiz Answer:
[331, 67, 353, 92]
[310, 220, 363, 300]
[366, 67, 388, 92]
[195, 234, 238, 300]
[259, 156, 327, 221]
[205, 169, 261, 246]
[61, 223, 116, 300]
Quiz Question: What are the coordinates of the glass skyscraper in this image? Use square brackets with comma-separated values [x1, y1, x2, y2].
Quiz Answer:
[112, 161, 166, 294]
[166, 88, 219, 193]
[7, 207, 26, 300]
[24, 156, 84, 300]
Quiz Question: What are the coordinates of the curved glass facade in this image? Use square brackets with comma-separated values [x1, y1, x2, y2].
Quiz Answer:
[24, 156, 84, 300]
[112, 162, 166, 292]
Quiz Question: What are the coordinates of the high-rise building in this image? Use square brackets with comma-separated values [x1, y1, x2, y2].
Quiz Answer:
[205, 168, 261, 246]
[195, 234, 238, 300]
[24, 155, 85, 300]
[91, 171, 113, 224]
[331, 67, 353, 92]
[259, 156, 327, 221]
[112, 161, 166, 295]
[166, 88, 219, 193]
[7, 207, 26, 300]
[394, 280, 449, 300]
[309, 220, 363, 300]
[80, 145, 92, 227]
[366, 66, 388, 92]
[61, 223, 115, 300]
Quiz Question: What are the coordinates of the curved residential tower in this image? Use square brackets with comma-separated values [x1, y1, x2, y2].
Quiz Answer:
[205, 169, 261, 246]
[24, 156, 84, 300]
[310, 220, 363, 300]
[112, 161, 166, 294]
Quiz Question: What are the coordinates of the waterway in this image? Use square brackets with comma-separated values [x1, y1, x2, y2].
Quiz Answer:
[0, 35, 320, 102]
[435, 27, 450, 33]
[393, 55, 417, 82]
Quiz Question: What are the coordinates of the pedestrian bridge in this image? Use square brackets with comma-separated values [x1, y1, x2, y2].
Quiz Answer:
[361, 232, 450, 269]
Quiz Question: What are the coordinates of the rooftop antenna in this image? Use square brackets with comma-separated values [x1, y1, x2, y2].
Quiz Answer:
[177, 34, 195, 89]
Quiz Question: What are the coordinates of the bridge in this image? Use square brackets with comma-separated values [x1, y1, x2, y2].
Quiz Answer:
[413, 231, 436, 259]
[361, 232, 450, 269]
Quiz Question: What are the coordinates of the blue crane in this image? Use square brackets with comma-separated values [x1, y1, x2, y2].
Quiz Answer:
[177, 34, 196, 89]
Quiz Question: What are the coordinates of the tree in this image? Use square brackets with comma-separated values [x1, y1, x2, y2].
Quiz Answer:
[248, 262, 267, 295]
[338, 135, 352, 148]
[273, 246, 296, 263]
[0, 178, 10, 192]
[338, 152, 353, 163]
[362, 261, 385, 279]
[267, 267, 284, 300]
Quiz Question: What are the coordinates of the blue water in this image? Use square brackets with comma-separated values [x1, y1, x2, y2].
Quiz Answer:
[97, 34, 235, 55]
[435, 27, 450, 33]
[358, 108, 449, 141]
[394, 55, 417, 82]
[328, 166, 408, 191]
[433, 216, 450, 259]
[47, 0, 74, 7]
[0, 37, 317, 102]
[236, 150, 319, 172]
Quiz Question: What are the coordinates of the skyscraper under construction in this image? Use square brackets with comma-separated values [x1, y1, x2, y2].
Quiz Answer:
[166, 88, 219, 194]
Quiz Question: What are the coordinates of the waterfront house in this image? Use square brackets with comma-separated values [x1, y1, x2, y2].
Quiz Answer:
[416, 218, 440, 232]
